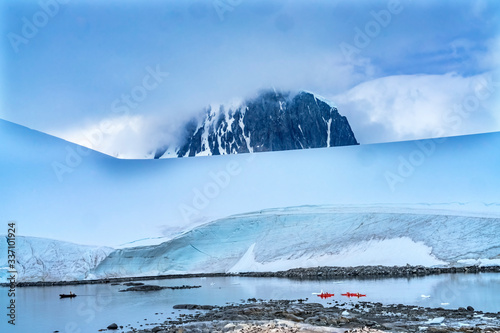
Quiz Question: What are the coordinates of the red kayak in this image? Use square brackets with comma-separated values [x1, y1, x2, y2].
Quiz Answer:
[341, 292, 366, 298]
[317, 292, 335, 299]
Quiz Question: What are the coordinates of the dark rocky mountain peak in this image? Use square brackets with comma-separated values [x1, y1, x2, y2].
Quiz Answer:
[157, 90, 358, 158]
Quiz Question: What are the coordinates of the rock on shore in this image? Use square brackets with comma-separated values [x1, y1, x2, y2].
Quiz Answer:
[239, 265, 500, 279]
[123, 299, 500, 333]
[5, 265, 500, 288]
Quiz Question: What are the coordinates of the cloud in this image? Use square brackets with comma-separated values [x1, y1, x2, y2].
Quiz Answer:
[471, 0, 488, 18]
[333, 72, 500, 144]
[53, 70, 500, 158]
[475, 36, 500, 71]
[52, 114, 186, 159]
[7, 0, 497, 157]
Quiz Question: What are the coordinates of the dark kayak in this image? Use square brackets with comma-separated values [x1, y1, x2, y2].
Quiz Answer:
[59, 294, 77, 298]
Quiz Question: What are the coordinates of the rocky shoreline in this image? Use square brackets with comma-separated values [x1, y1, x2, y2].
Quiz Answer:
[120, 299, 500, 333]
[3, 265, 500, 287]
[239, 265, 500, 280]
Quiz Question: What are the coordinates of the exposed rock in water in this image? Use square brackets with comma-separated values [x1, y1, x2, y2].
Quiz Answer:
[119, 284, 201, 292]
[119, 285, 166, 292]
[172, 304, 214, 310]
[123, 282, 145, 286]
[167, 285, 202, 290]
[107, 322, 118, 329]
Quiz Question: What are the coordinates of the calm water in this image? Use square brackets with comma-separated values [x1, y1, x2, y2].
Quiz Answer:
[2, 273, 500, 332]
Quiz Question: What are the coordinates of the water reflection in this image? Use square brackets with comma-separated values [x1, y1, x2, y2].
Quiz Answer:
[2, 273, 499, 332]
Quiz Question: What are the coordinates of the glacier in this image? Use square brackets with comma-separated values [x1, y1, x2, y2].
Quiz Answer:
[93, 205, 500, 278]
[0, 236, 113, 283]
[1, 118, 500, 281]
[2, 118, 500, 248]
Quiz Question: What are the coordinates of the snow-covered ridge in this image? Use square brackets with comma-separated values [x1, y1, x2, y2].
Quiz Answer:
[227, 202, 500, 220]
[304, 90, 338, 109]
[92, 205, 500, 278]
[0, 236, 113, 283]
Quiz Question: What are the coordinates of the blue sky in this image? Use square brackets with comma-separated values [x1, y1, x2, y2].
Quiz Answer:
[1, 0, 499, 157]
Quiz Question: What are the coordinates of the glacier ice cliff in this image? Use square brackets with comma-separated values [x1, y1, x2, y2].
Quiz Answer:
[0, 236, 113, 283]
[93, 205, 500, 278]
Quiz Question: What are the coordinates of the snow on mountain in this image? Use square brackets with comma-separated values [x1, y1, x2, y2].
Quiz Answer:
[92, 205, 500, 277]
[2, 116, 500, 269]
[157, 90, 358, 158]
[0, 236, 113, 283]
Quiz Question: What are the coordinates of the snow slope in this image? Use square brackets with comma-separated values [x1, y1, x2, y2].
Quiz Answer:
[0, 236, 113, 283]
[93, 205, 500, 277]
[2, 118, 500, 281]
[1, 118, 500, 249]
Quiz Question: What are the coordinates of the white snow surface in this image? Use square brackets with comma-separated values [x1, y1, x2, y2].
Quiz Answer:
[191, 101, 253, 157]
[326, 118, 332, 147]
[0, 236, 113, 283]
[93, 205, 500, 278]
[161, 145, 179, 158]
[427, 317, 445, 324]
[2, 118, 500, 255]
[228, 237, 446, 273]
[308, 91, 338, 109]
[456, 258, 500, 266]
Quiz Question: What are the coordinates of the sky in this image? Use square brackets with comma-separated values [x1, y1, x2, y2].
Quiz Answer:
[1, 0, 500, 158]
